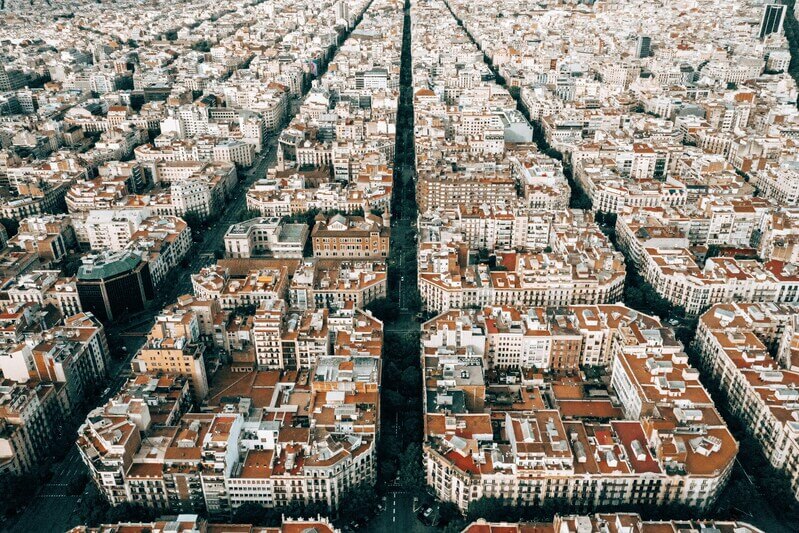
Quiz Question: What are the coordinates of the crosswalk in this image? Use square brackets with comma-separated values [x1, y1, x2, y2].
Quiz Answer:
[384, 483, 406, 492]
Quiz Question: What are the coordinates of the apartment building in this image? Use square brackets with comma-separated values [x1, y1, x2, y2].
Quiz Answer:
[246, 170, 394, 219]
[129, 215, 193, 286]
[692, 302, 799, 501]
[78, 307, 382, 515]
[191, 264, 289, 311]
[134, 136, 255, 168]
[84, 208, 151, 251]
[461, 515, 762, 533]
[289, 259, 387, 311]
[0, 181, 71, 221]
[416, 161, 518, 214]
[0, 270, 82, 318]
[76, 375, 191, 507]
[0, 381, 64, 476]
[29, 312, 111, 410]
[68, 515, 340, 533]
[421, 303, 736, 512]
[131, 309, 210, 401]
[418, 248, 625, 314]
[418, 210, 625, 313]
[0, 307, 110, 477]
[752, 161, 799, 207]
[169, 294, 230, 353]
[9, 214, 76, 264]
[311, 213, 390, 260]
[616, 207, 799, 316]
[251, 300, 328, 370]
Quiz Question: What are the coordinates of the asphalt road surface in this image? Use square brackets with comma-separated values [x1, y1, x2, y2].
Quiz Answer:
[363, 492, 435, 533]
[154, 138, 279, 309]
[8, 449, 84, 533]
[7, 333, 147, 533]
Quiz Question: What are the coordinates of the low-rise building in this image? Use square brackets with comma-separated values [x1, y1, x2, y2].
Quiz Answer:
[224, 217, 308, 259]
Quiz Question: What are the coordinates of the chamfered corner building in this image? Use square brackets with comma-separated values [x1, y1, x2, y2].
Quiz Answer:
[76, 250, 154, 322]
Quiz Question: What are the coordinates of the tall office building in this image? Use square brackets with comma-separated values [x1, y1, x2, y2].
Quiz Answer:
[0, 64, 26, 92]
[759, 2, 787, 40]
[335, 0, 349, 21]
[76, 250, 154, 322]
[636, 35, 652, 58]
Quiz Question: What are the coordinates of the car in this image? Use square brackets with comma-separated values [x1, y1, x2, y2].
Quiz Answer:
[416, 506, 435, 525]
